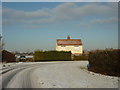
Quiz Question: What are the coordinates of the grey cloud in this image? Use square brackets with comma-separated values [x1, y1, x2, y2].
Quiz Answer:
[91, 18, 118, 24]
[2, 2, 118, 25]
[24, 25, 43, 28]
[3, 8, 49, 19]
[77, 22, 94, 29]
[51, 2, 117, 22]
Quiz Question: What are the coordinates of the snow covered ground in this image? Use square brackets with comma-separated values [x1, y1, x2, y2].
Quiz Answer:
[1, 61, 119, 88]
[0, 63, 2, 69]
[32, 61, 118, 88]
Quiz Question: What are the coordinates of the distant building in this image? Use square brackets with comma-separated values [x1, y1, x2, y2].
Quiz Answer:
[56, 36, 83, 55]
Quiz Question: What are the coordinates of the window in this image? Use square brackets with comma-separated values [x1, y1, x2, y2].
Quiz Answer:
[61, 45, 66, 50]
[61, 45, 66, 47]
[74, 47, 79, 50]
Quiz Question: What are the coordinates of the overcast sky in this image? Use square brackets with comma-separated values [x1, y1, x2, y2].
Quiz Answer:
[2, 2, 118, 52]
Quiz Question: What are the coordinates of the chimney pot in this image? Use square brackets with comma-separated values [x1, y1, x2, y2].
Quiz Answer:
[67, 36, 70, 40]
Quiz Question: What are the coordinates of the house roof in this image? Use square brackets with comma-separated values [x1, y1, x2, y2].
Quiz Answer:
[56, 36, 82, 45]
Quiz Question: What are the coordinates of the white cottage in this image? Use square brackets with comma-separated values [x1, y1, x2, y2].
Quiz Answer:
[56, 36, 83, 55]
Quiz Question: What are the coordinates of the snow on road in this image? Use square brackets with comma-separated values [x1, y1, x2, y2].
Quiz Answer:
[1, 62, 58, 88]
[32, 61, 118, 88]
[1, 61, 119, 88]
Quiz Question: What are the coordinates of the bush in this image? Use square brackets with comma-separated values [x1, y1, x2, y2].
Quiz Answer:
[34, 50, 71, 61]
[2, 50, 16, 62]
[88, 49, 120, 76]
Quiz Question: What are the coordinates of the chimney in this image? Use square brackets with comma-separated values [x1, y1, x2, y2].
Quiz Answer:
[67, 36, 70, 40]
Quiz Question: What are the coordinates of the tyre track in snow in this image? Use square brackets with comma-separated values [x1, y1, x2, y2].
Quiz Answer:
[1, 67, 26, 88]
[2, 63, 56, 88]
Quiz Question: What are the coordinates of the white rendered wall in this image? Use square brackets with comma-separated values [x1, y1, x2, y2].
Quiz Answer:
[56, 44, 83, 54]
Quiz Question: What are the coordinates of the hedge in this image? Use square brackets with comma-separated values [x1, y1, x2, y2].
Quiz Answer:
[34, 51, 71, 61]
[73, 55, 88, 60]
[88, 49, 120, 76]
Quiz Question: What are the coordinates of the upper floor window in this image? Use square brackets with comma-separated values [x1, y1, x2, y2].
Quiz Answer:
[61, 45, 66, 47]
[61, 45, 66, 50]
[74, 45, 79, 47]
[61, 47, 66, 50]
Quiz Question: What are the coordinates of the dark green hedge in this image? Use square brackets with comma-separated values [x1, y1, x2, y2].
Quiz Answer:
[88, 49, 120, 76]
[34, 51, 71, 61]
[73, 55, 88, 60]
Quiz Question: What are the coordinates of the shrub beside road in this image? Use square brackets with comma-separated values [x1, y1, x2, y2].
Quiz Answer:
[34, 51, 71, 61]
[88, 49, 120, 77]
